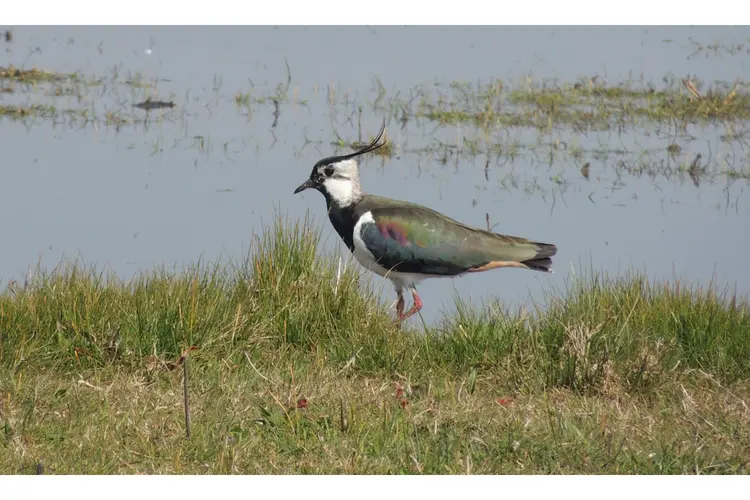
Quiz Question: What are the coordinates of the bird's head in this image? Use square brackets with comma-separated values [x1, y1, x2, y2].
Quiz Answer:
[294, 119, 387, 207]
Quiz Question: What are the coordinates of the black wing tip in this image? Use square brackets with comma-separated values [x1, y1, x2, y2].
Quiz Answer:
[534, 242, 558, 259]
[519, 241, 557, 272]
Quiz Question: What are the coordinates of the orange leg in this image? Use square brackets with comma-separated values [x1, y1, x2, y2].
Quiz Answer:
[396, 287, 422, 324]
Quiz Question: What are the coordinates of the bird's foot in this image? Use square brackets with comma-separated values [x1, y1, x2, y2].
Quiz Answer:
[395, 289, 422, 325]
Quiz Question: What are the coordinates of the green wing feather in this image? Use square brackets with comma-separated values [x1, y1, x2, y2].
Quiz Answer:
[357, 195, 557, 275]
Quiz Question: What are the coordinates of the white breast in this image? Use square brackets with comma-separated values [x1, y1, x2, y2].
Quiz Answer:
[352, 211, 389, 277]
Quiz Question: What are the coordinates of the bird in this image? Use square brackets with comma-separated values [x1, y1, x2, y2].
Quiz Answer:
[293, 119, 557, 325]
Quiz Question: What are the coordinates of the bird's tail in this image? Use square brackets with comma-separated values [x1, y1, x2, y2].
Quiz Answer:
[520, 242, 557, 273]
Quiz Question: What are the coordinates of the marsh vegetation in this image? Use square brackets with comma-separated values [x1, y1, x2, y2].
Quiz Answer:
[1, 27, 749, 474]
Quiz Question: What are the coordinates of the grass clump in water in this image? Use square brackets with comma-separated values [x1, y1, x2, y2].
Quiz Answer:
[401, 77, 750, 132]
[1, 215, 749, 474]
[0, 103, 57, 120]
[0, 65, 79, 84]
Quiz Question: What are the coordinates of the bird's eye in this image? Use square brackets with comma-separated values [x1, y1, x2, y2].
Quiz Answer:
[324, 166, 334, 177]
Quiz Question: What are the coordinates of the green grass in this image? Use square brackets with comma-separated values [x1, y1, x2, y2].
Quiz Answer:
[1, 217, 749, 474]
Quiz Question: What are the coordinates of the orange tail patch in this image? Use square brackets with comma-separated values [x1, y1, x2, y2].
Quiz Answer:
[467, 261, 529, 272]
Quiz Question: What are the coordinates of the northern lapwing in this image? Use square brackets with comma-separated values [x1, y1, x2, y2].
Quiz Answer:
[294, 120, 558, 324]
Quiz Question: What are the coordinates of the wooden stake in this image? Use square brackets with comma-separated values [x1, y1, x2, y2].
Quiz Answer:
[183, 357, 191, 439]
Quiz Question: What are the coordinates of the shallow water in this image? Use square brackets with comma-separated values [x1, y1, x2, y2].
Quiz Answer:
[1, 26, 749, 323]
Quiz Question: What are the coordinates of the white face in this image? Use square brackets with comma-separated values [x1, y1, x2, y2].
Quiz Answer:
[317, 159, 361, 207]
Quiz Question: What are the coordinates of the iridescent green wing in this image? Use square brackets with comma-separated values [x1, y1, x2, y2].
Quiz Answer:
[358, 202, 554, 275]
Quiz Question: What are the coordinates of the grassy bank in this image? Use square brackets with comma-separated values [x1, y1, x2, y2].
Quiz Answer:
[1, 216, 749, 474]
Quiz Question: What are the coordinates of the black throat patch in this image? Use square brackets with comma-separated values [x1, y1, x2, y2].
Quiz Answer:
[325, 199, 358, 253]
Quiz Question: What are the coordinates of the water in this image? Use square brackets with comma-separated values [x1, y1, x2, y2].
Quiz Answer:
[1, 26, 749, 323]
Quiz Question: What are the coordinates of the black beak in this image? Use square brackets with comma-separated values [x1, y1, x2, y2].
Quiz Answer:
[294, 178, 315, 194]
